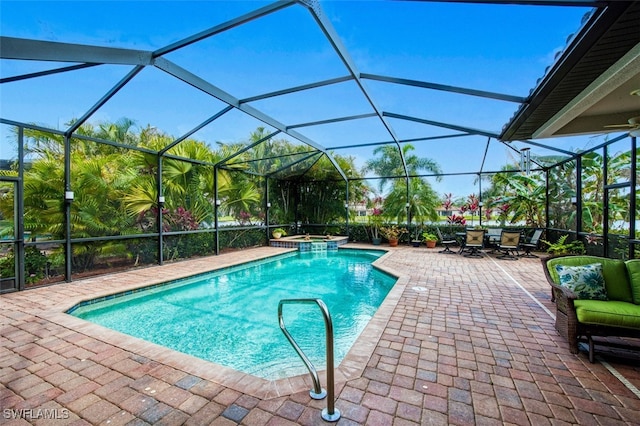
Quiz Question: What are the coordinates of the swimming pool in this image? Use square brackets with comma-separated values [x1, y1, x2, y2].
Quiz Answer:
[68, 249, 396, 380]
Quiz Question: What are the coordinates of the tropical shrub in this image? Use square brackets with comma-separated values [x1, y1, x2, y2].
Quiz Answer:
[219, 228, 266, 251]
[164, 232, 216, 260]
[379, 225, 408, 240]
[349, 223, 369, 243]
[0, 251, 14, 279]
[0, 247, 48, 284]
[485, 170, 545, 227]
[541, 235, 585, 255]
[126, 238, 158, 266]
[24, 247, 48, 282]
[448, 214, 466, 226]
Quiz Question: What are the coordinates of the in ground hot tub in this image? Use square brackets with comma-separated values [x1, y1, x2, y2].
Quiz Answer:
[269, 235, 349, 250]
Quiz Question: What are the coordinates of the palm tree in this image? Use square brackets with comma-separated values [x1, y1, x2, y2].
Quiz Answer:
[123, 136, 219, 229]
[364, 144, 441, 228]
[297, 154, 361, 225]
[364, 144, 441, 193]
[95, 118, 138, 147]
[14, 124, 141, 270]
[21, 151, 66, 238]
[216, 129, 279, 223]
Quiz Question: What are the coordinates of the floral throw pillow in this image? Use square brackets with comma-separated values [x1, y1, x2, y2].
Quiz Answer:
[555, 263, 608, 300]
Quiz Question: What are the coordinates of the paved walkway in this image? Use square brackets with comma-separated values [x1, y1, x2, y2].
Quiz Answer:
[1, 245, 639, 425]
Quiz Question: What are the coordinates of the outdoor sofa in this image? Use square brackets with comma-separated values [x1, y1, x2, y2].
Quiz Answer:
[542, 255, 640, 362]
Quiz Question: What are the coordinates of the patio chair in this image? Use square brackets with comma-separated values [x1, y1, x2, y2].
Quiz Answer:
[519, 229, 543, 258]
[496, 231, 522, 260]
[462, 229, 485, 257]
[436, 228, 457, 254]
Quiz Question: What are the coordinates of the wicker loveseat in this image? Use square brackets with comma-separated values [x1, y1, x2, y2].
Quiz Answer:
[542, 255, 640, 362]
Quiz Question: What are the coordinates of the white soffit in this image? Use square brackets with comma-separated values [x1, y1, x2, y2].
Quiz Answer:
[534, 42, 640, 139]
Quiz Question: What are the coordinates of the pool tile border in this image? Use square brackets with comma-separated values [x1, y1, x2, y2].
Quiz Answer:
[65, 250, 299, 315]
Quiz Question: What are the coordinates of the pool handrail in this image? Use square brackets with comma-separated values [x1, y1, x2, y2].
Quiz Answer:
[278, 298, 341, 422]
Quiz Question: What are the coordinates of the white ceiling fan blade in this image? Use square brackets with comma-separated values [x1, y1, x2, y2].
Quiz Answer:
[603, 124, 634, 128]
[604, 116, 640, 130]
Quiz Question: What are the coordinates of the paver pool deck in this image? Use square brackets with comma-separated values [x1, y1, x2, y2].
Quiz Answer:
[1, 244, 639, 425]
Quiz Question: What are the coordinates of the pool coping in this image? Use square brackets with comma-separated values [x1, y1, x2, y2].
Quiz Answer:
[42, 244, 408, 400]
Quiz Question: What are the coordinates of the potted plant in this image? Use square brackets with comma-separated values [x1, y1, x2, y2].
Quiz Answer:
[272, 228, 287, 239]
[368, 208, 383, 245]
[422, 232, 438, 248]
[411, 226, 423, 247]
[379, 225, 407, 247]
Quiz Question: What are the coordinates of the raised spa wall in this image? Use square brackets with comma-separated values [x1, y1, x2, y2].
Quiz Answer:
[269, 235, 349, 251]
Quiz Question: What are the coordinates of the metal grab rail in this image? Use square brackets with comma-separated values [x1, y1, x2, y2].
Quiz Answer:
[278, 298, 341, 422]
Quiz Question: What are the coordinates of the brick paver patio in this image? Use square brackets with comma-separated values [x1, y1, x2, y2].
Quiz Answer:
[2, 245, 639, 425]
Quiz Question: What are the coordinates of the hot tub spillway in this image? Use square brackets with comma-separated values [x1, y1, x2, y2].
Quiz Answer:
[310, 241, 327, 252]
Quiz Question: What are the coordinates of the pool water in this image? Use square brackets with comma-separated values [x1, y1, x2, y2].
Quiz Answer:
[70, 249, 396, 380]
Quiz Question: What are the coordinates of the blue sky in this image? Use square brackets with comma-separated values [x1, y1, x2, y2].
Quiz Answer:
[0, 0, 607, 198]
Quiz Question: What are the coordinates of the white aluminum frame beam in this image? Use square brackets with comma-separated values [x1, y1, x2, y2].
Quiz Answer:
[299, 0, 410, 179]
[361, 73, 526, 103]
[154, 57, 347, 181]
[383, 111, 500, 139]
[0, 36, 153, 65]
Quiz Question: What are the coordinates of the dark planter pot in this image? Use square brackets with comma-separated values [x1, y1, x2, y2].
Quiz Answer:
[372, 237, 382, 245]
[411, 240, 421, 247]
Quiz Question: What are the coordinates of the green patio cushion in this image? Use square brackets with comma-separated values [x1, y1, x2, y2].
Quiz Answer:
[574, 300, 640, 329]
[546, 256, 633, 303]
[625, 259, 640, 305]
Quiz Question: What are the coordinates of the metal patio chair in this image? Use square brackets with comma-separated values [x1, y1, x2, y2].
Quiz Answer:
[519, 229, 543, 258]
[436, 228, 457, 254]
[496, 230, 522, 260]
[462, 229, 485, 257]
